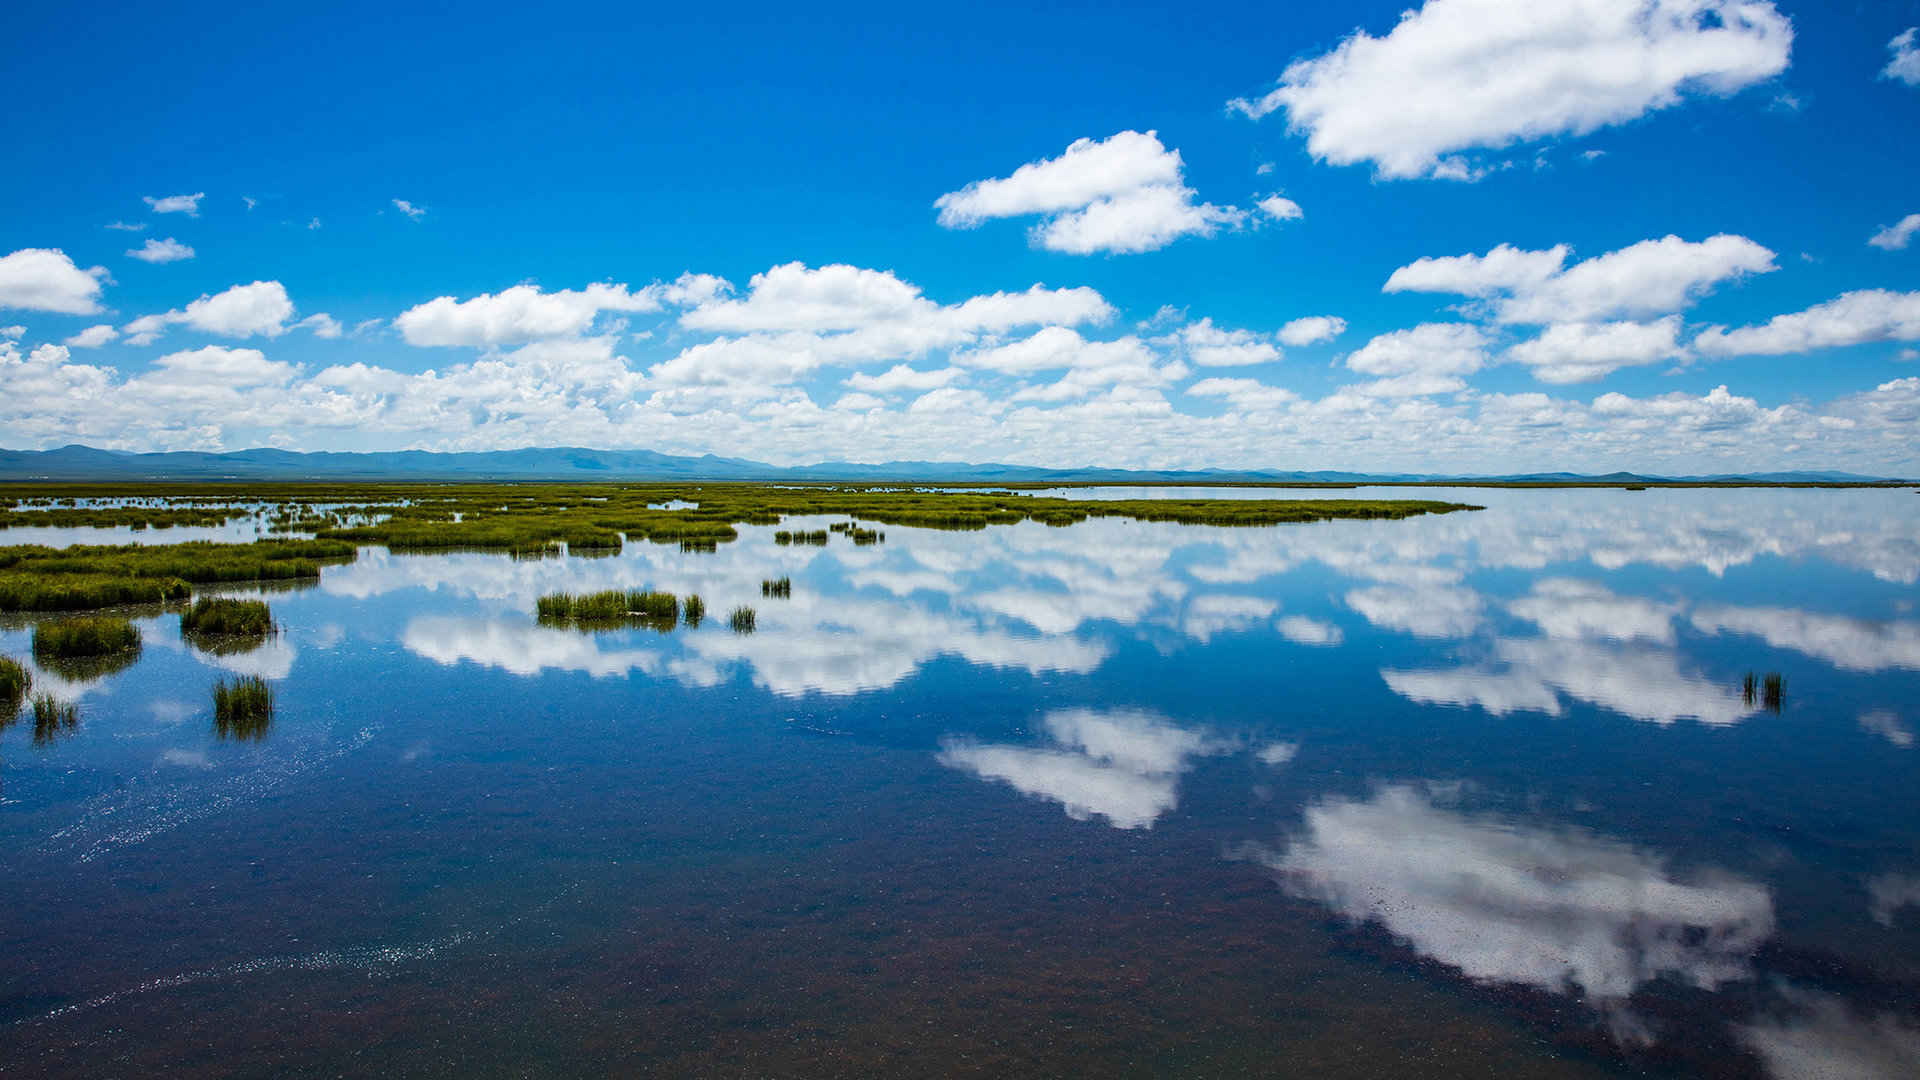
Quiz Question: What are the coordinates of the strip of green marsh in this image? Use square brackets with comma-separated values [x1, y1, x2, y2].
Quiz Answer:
[536, 589, 690, 630]
[1, 482, 1479, 613]
[181, 597, 275, 638]
[0, 539, 354, 612]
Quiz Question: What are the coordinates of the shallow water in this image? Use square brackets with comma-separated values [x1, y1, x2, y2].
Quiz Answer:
[2, 488, 1918, 1077]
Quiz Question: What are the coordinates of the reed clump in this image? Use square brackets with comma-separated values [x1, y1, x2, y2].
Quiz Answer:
[728, 606, 756, 634]
[32, 693, 79, 744]
[683, 594, 705, 627]
[33, 616, 143, 680]
[774, 530, 829, 546]
[213, 675, 275, 739]
[761, 576, 792, 598]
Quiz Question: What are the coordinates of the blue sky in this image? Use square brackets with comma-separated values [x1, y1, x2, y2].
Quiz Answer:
[2, 0, 1918, 472]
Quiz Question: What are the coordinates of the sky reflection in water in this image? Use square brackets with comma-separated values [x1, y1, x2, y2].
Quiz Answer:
[2, 487, 1918, 1076]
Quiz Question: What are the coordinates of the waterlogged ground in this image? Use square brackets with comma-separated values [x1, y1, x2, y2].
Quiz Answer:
[2, 487, 1918, 1077]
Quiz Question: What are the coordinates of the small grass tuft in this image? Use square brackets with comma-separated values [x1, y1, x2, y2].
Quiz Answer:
[31, 693, 78, 745]
[32, 617, 143, 680]
[728, 606, 757, 634]
[683, 594, 705, 627]
[213, 675, 275, 739]
[761, 576, 792, 598]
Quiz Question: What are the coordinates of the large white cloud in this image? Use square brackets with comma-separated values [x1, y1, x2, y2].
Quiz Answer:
[1692, 289, 1920, 356]
[1231, 0, 1794, 180]
[0, 248, 110, 314]
[123, 280, 298, 345]
[396, 282, 664, 346]
[1387, 234, 1775, 324]
[934, 131, 1250, 254]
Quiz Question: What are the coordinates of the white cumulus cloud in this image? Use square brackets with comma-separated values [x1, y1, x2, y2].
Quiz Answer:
[934, 131, 1250, 254]
[396, 282, 663, 346]
[1506, 317, 1686, 383]
[1885, 28, 1920, 86]
[0, 248, 111, 314]
[63, 324, 119, 349]
[1278, 315, 1346, 346]
[1231, 0, 1794, 180]
[1692, 290, 1920, 356]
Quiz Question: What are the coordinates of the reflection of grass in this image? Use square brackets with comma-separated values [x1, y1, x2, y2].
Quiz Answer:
[684, 594, 705, 628]
[728, 606, 756, 634]
[536, 589, 682, 630]
[213, 675, 274, 739]
[774, 530, 829, 546]
[0, 655, 28, 722]
[761, 577, 791, 598]
[32, 694, 78, 745]
[1742, 671, 1786, 712]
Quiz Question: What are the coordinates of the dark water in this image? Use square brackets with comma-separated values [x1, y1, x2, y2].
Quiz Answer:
[3, 488, 1918, 1077]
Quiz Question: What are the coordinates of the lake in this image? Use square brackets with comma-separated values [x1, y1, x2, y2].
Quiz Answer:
[3, 487, 1918, 1076]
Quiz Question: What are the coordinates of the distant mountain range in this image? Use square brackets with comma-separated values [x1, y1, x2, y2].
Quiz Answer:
[0, 444, 1906, 485]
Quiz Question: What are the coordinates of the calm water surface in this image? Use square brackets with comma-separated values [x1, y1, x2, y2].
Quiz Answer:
[3, 488, 1918, 1076]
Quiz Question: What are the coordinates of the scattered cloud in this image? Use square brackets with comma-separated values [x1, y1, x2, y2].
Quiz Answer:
[296, 313, 343, 339]
[0, 248, 111, 314]
[105, 221, 147, 232]
[1277, 315, 1346, 346]
[934, 131, 1250, 254]
[143, 192, 204, 216]
[1387, 234, 1775, 324]
[63, 324, 119, 348]
[1230, 0, 1794, 180]
[844, 364, 964, 393]
[1885, 28, 1920, 86]
[243, 196, 258, 211]
[1869, 213, 1920, 251]
[1692, 290, 1920, 356]
[1347, 322, 1488, 379]
[126, 237, 195, 264]
[1167, 317, 1282, 367]
[393, 199, 426, 221]
[1256, 194, 1303, 221]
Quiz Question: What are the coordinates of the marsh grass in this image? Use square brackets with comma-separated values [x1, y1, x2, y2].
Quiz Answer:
[33, 616, 144, 680]
[761, 576, 792, 598]
[774, 530, 830, 546]
[32, 693, 78, 744]
[213, 675, 275, 739]
[728, 606, 756, 634]
[181, 597, 274, 638]
[683, 594, 705, 627]
[0, 538, 352, 612]
[537, 589, 682, 631]
[0, 655, 28, 722]
[1742, 671, 1786, 712]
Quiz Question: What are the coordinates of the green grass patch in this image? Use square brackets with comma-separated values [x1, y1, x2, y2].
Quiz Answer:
[728, 606, 756, 634]
[181, 597, 275, 638]
[683, 594, 705, 628]
[536, 589, 683, 630]
[0, 539, 353, 612]
[213, 675, 275, 739]
[33, 616, 143, 680]
[761, 576, 792, 598]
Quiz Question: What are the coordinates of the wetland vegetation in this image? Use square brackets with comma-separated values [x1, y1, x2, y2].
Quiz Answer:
[212, 675, 274, 739]
[30, 693, 78, 744]
[0, 655, 27, 720]
[536, 589, 686, 631]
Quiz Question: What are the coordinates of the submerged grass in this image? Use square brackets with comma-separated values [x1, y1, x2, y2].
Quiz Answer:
[213, 675, 275, 739]
[32, 693, 79, 744]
